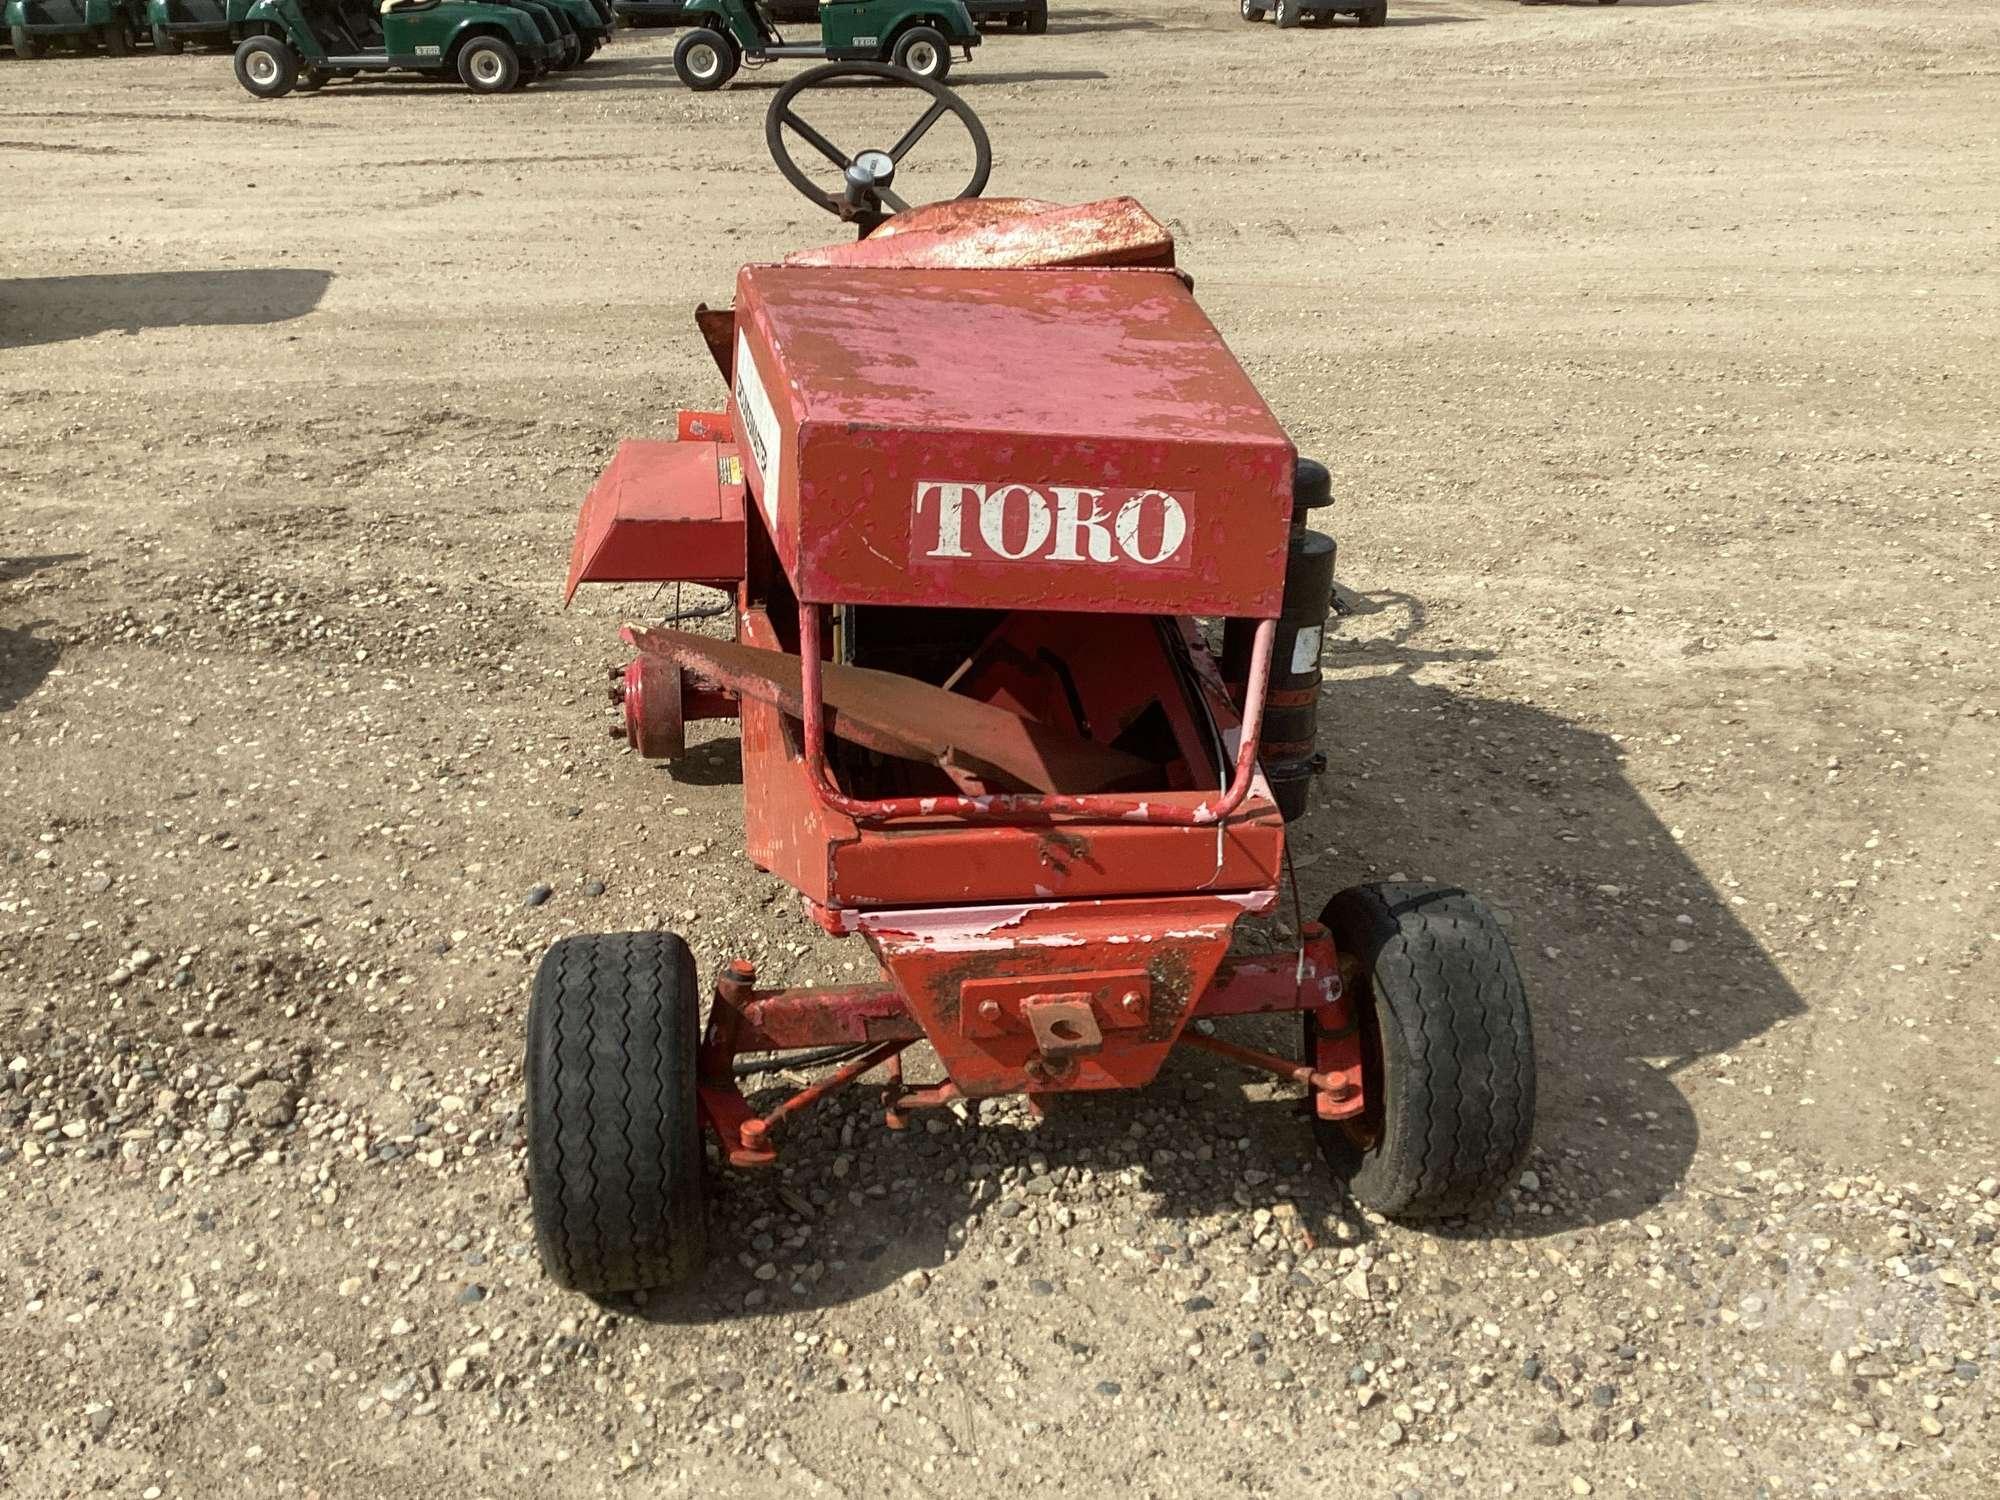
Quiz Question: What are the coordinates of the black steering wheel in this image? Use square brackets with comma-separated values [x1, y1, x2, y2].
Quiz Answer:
[765, 63, 992, 226]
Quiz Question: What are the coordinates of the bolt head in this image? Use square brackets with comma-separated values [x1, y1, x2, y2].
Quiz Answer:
[1120, 991, 1143, 1012]
[978, 999, 1002, 1022]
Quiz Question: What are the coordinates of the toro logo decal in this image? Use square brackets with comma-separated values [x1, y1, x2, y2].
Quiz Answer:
[912, 481, 1191, 570]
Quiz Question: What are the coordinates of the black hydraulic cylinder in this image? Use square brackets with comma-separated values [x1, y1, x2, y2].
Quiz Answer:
[1224, 455, 1336, 822]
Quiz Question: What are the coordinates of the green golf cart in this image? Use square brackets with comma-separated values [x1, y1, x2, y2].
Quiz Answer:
[616, 0, 979, 90]
[231, 0, 566, 95]
[142, 0, 258, 53]
[7, 0, 145, 56]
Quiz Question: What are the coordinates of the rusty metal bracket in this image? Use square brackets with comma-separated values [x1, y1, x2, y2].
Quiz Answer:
[1020, 995, 1105, 1061]
[959, 969, 1151, 1042]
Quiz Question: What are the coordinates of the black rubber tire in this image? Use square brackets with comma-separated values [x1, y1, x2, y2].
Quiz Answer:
[575, 33, 596, 62]
[1024, 4, 1047, 32]
[1275, 0, 1301, 27]
[11, 23, 41, 57]
[673, 26, 736, 90]
[233, 35, 298, 97]
[294, 66, 328, 90]
[890, 23, 949, 81]
[150, 20, 182, 52]
[457, 34, 519, 91]
[553, 31, 579, 69]
[1239, 0, 1265, 19]
[1308, 882, 1535, 1219]
[525, 932, 707, 1295]
[1356, 1, 1388, 25]
[101, 21, 134, 54]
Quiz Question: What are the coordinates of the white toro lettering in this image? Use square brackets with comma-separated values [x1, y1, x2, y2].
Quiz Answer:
[911, 479, 1193, 570]
[1114, 490, 1187, 566]
[1047, 486, 1115, 563]
[978, 484, 1052, 560]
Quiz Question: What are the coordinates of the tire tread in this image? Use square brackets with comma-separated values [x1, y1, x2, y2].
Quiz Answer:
[1314, 883, 1535, 1219]
[527, 932, 704, 1294]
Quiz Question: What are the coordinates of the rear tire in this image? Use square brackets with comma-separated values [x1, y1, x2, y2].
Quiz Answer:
[526, 932, 707, 1295]
[575, 33, 596, 62]
[10, 23, 41, 57]
[1239, 0, 1265, 19]
[1308, 882, 1535, 1219]
[294, 66, 328, 90]
[672, 25, 736, 90]
[101, 21, 134, 54]
[890, 23, 949, 81]
[150, 20, 182, 52]
[457, 34, 519, 92]
[233, 35, 298, 98]
[1275, 0, 1301, 28]
[1356, 1, 1388, 24]
[1024, 3, 1047, 32]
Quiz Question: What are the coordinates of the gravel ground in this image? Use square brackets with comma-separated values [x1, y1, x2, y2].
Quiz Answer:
[3, 1, 1998, 1496]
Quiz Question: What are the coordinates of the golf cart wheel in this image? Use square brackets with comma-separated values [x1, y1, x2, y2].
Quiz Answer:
[1357, 0, 1388, 24]
[1274, 0, 1301, 27]
[150, 20, 182, 52]
[233, 35, 298, 98]
[1308, 882, 1535, 1219]
[673, 26, 736, 90]
[554, 31, 579, 68]
[1239, 0, 1266, 18]
[294, 66, 329, 91]
[457, 34, 520, 92]
[575, 34, 596, 62]
[1025, 3, 1047, 32]
[525, 932, 707, 1295]
[10, 23, 41, 57]
[891, 24, 949, 81]
[101, 21, 134, 54]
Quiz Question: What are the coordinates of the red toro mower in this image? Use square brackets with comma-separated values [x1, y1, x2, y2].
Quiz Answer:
[527, 64, 1534, 1296]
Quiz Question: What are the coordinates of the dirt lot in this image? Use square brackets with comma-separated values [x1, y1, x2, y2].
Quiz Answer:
[4, 0, 1998, 1495]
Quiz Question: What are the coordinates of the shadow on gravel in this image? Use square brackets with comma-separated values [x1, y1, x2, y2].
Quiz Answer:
[611, 586, 1803, 1320]
[0, 554, 85, 713]
[530, 65, 1112, 94]
[0, 268, 333, 348]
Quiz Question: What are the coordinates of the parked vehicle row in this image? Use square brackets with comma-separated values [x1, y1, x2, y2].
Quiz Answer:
[2, 0, 1054, 96]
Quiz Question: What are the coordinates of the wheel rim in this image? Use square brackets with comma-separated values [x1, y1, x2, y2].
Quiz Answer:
[471, 48, 503, 83]
[906, 40, 937, 74]
[1337, 954, 1386, 1153]
[246, 51, 278, 85]
[687, 41, 718, 78]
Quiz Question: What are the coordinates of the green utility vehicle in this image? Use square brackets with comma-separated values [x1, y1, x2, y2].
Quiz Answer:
[617, 0, 979, 90]
[231, 0, 565, 96]
[1238, 0, 1384, 26]
[144, 0, 249, 52]
[7, 0, 145, 56]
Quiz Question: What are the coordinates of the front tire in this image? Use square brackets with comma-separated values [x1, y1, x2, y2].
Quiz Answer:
[890, 23, 949, 81]
[233, 36, 298, 98]
[526, 933, 707, 1295]
[457, 34, 520, 92]
[150, 20, 182, 52]
[1240, 0, 1265, 19]
[1275, 0, 1301, 27]
[1024, 3, 1047, 32]
[101, 21, 135, 54]
[10, 23, 42, 57]
[1356, 0, 1388, 25]
[672, 26, 736, 90]
[1309, 883, 1535, 1219]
